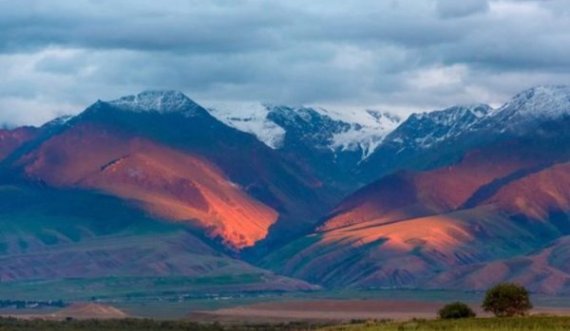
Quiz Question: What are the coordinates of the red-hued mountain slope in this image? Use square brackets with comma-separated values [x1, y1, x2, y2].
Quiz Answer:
[263, 135, 570, 293]
[320, 140, 547, 232]
[480, 162, 570, 221]
[0, 185, 316, 293]
[0, 127, 38, 161]
[16, 122, 278, 249]
[3, 91, 341, 251]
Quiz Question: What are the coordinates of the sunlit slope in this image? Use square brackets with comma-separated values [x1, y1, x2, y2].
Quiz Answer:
[0, 184, 315, 292]
[321, 138, 555, 232]
[262, 135, 570, 293]
[16, 122, 277, 249]
[3, 94, 339, 250]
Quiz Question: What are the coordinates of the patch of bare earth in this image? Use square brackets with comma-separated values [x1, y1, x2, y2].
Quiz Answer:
[189, 299, 443, 322]
[52, 303, 128, 319]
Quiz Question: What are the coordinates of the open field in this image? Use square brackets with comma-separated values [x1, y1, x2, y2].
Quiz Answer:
[190, 300, 442, 322]
[0, 317, 314, 331]
[3, 316, 570, 331]
[190, 298, 570, 324]
[4, 289, 570, 320]
[3, 294, 570, 330]
[325, 317, 570, 331]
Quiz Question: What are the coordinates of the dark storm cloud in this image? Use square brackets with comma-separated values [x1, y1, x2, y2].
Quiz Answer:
[0, 0, 569, 126]
[0, 1, 294, 53]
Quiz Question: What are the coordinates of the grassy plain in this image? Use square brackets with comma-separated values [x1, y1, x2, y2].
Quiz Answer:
[324, 316, 570, 331]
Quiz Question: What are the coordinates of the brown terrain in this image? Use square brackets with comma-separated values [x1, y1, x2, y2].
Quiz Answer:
[16, 123, 278, 249]
[321, 142, 546, 232]
[190, 299, 570, 322]
[190, 300, 442, 322]
[53, 303, 129, 319]
[0, 303, 129, 320]
[0, 127, 38, 161]
[264, 138, 570, 292]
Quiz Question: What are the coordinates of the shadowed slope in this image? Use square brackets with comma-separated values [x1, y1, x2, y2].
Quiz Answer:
[481, 162, 570, 222]
[430, 235, 570, 294]
[263, 207, 551, 288]
[0, 184, 316, 292]
[263, 131, 570, 292]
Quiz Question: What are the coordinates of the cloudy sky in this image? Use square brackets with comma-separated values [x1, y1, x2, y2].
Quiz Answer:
[1, 0, 569, 127]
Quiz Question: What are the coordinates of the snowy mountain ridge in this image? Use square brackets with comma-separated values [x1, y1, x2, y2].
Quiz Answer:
[108, 90, 203, 115]
[87, 85, 570, 161]
[383, 103, 493, 150]
[206, 102, 286, 149]
[208, 102, 403, 159]
[484, 85, 570, 132]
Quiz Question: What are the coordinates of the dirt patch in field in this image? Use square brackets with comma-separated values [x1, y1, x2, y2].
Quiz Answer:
[189, 299, 444, 322]
[189, 299, 570, 323]
[0, 303, 128, 320]
[53, 303, 128, 319]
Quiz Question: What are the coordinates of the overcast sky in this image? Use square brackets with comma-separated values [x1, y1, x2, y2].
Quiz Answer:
[1, 0, 569, 127]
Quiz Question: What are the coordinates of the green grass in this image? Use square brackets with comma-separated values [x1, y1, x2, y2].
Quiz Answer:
[0, 317, 328, 331]
[324, 316, 570, 331]
[3, 316, 570, 331]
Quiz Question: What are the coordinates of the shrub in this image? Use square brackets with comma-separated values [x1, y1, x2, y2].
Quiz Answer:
[438, 301, 476, 319]
[482, 282, 533, 317]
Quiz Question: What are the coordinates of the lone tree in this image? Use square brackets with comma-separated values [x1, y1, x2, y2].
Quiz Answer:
[438, 302, 476, 319]
[482, 282, 532, 317]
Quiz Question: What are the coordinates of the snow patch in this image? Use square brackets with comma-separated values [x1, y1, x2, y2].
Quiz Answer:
[493, 85, 570, 121]
[328, 110, 402, 159]
[207, 102, 286, 149]
[208, 102, 403, 158]
[108, 90, 200, 114]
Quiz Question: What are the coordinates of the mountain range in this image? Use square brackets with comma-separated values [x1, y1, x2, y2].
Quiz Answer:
[0, 85, 569, 296]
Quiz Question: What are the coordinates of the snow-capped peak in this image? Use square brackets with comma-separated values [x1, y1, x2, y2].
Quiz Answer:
[207, 102, 403, 159]
[494, 85, 570, 121]
[412, 103, 492, 121]
[385, 103, 493, 150]
[42, 115, 74, 128]
[328, 109, 403, 159]
[207, 102, 286, 149]
[108, 90, 201, 113]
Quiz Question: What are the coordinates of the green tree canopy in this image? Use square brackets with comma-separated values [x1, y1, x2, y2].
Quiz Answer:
[438, 301, 476, 319]
[482, 282, 532, 317]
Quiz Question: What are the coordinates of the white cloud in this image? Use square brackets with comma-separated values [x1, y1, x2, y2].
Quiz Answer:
[407, 65, 468, 90]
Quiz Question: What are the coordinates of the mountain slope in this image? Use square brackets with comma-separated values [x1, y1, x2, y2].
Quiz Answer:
[359, 86, 570, 182]
[209, 103, 402, 191]
[3, 91, 340, 251]
[0, 127, 39, 161]
[208, 103, 402, 159]
[262, 115, 570, 293]
[430, 235, 570, 295]
[480, 85, 570, 132]
[357, 104, 493, 182]
[16, 122, 278, 249]
[0, 184, 315, 293]
[322, 137, 551, 232]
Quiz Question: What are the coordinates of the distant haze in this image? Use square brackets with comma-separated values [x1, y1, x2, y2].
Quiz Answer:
[1, 0, 569, 126]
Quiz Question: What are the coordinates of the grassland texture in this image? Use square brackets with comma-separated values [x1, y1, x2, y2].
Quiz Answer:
[0, 317, 327, 331]
[325, 316, 570, 331]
